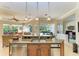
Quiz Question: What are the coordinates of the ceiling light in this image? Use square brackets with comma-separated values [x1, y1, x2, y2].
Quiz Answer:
[47, 17, 51, 21]
[35, 18, 39, 20]
[29, 18, 32, 20]
[0, 17, 2, 20]
[25, 18, 28, 20]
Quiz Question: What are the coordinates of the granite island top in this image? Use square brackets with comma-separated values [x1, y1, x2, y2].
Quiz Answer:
[10, 39, 63, 44]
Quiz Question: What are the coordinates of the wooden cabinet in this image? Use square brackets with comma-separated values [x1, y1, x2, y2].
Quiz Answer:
[2, 35, 19, 47]
[60, 41, 64, 56]
[27, 43, 51, 56]
[27, 44, 38, 56]
[3, 35, 12, 47]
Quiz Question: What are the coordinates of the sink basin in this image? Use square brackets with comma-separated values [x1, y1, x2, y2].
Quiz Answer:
[32, 40, 40, 43]
[32, 40, 46, 43]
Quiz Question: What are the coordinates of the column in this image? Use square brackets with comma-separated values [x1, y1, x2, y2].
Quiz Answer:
[0, 22, 3, 47]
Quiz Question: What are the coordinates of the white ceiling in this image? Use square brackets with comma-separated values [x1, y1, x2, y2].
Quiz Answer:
[0, 2, 77, 20]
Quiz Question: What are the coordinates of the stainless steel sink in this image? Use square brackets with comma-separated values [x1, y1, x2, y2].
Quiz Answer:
[31, 39, 46, 43]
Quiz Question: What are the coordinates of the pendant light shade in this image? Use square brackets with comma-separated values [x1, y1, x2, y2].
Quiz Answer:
[35, 17, 39, 20]
[47, 17, 51, 21]
[25, 18, 28, 20]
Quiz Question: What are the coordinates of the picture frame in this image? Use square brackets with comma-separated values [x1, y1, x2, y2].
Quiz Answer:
[67, 26, 74, 30]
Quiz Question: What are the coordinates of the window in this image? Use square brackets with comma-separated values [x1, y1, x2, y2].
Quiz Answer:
[3, 24, 11, 34]
[23, 25, 32, 32]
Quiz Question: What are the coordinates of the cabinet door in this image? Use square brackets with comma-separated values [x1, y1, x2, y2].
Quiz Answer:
[27, 44, 38, 56]
[40, 44, 51, 56]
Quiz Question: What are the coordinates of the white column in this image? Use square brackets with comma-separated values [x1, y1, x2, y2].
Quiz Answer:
[0, 22, 3, 47]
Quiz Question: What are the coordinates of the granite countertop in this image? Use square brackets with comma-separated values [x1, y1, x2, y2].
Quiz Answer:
[10, 39, 63, 44]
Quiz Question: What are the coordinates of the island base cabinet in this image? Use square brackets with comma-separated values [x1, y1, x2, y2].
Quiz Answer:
[27, 43, 51, 56]
[27, 44, 38, 56]
[40, 44, 51, 56]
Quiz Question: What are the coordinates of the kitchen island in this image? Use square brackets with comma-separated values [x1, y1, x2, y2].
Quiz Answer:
[9, 39, 64, 56]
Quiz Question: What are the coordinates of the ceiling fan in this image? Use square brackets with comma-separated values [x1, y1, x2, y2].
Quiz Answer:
[9, 2, 28, 22]
[8, 16, 19, 21]
[7, 16, 33, 24]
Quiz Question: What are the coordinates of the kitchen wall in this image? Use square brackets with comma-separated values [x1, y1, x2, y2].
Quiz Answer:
[63, 3, 79, 53]
[75, 7, 79, 45]
[66, 21, 75, 29]
[74, 3, 79, 45]
[63, 14, 76, 32]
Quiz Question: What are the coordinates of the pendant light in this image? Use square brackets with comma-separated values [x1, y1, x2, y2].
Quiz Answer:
[35, 18, 39, 20]
[35, 2, 39, 21]
[25, 18, 28, 20]
[25, 2, 28, 20]
[47, 17, 51, 21]
[47, 2, 51, 21]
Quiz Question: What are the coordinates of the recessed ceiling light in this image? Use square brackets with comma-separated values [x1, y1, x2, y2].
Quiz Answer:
[35, 18, 39, 20]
